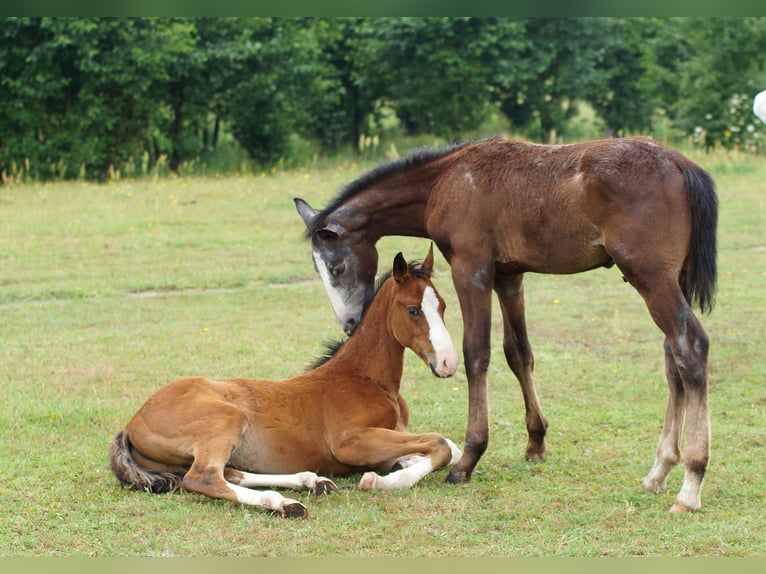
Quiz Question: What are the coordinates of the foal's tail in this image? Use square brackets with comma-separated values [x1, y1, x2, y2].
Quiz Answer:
[109, 430, 183, 494]
[681, 164, 718, 314]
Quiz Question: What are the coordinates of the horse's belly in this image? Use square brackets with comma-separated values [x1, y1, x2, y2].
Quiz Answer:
[496, 238, 610, 275]
[228, 425, 350, 476]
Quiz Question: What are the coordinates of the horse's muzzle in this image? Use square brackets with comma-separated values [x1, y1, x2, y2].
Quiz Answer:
[430, 352, 458, 378]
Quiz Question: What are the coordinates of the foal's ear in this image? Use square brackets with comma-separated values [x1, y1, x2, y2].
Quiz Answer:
[294, 197, 317, 227]
[422, 243, 435, 273]
[393, 252, 408, 283]
[316, 221, 345, 241]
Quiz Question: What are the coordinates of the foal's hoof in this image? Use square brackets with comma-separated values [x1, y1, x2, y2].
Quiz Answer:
[640, 478, 667, 494]
[281, 501, 309, 519]
[525, 447, 547, 462]
[445, 467, 471, 484]
[314, 478, 338, 496]
[670, 501, 700, 514]
[358, 472, 377, 491]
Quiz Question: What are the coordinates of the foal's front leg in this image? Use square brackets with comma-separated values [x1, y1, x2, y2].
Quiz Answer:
[332, 428, 461, 490]
[359, 440, 462, 490]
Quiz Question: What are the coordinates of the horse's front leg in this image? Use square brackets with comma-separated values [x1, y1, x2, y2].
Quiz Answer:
[494, 273, 548, 461]
[446, 259, 494, 484]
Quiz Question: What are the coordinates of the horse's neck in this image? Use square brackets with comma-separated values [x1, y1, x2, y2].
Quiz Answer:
[343, 170, 436, 239]
[330, 286, 405, 388]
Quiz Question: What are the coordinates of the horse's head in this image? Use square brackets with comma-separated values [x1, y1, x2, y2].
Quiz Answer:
[295, 197, 379, 335]
[386, 246, 458, 378]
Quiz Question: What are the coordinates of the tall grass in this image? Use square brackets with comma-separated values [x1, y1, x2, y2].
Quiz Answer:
[0, 143, 764, 557]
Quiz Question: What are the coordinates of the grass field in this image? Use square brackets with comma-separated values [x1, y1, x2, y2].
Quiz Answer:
[1, 145, 765, 557]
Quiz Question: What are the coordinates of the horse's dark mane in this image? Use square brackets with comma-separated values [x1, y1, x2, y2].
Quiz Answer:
[304, 139, 472, 239]
[307, 260, 432, 370]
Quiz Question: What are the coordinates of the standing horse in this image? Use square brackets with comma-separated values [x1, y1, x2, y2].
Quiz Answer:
[110, 247, 461, 518]
[295, 136, 718, 513]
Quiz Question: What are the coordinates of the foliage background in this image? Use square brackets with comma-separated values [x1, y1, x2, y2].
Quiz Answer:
[1, 17, 765, 182]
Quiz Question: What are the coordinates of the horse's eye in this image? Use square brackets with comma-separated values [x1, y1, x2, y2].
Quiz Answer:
[408, 306, 420, 317]
[331, 263, 346, 277]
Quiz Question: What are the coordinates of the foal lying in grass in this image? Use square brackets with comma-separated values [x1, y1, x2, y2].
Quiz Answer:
[110, 246, 460, 518]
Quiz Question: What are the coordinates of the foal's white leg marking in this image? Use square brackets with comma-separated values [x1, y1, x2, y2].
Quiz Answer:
[225, 483, 302, 514]
[233, 470, 337, 493]
[673, 472, 703, 512]
[391, 454, 428, 469]
[358, 439, 462, 490]
[421, 286, 459, 377]
[641, 443, 679, 494]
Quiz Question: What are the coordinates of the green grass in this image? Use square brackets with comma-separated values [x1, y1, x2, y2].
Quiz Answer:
[1, 145, 765, 557]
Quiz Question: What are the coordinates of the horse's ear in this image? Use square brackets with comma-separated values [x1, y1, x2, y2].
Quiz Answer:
[316, 221, 345, 241]
[422, 242, 435, 273]
[294, 197, 317, 227]
[393, 252, 408, 282]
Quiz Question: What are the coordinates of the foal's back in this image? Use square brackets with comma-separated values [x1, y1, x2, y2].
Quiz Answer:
[426, 137, 693, 275]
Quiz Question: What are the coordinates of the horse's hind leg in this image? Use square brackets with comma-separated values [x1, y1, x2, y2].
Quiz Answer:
[641, 339, 685, 494]
[224, 469, 338, 496]
[179, 410, 308, 518]
[637, 287, 710, 512]
[183, 455, 308, 518]
[494, 274, 548, 461]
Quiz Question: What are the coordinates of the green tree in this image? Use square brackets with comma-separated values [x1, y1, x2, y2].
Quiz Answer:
[354, 18, 522, 139]
[672, 17, 766, 151]
[494, 18, 609, 142]
[215, 18, 338, 163]
[585, 18, 657, 136]
[0, 18, 204, 179]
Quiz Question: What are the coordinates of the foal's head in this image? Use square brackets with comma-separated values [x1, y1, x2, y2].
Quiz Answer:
[295, 197, 380, 335]
[382, 246, 458, 379]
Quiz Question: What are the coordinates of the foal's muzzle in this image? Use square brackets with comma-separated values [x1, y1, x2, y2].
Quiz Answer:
[429, 353, 458, 378]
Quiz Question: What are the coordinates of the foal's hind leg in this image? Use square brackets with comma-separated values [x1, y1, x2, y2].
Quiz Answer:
[179, 409, 308, 518]
[224, 469, 338, 496]
[494, 274, 548, 461]
[641, 339, 685, 494]
[183, 455, 308, 518]
[638, 288, 711, 512]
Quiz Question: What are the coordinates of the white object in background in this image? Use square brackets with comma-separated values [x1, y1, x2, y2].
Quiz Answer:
[754, 90, 766, 124]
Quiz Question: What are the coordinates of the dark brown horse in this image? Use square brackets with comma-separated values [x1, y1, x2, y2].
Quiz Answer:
[295, 136, 717, 513]
[110, 247, 460, 518]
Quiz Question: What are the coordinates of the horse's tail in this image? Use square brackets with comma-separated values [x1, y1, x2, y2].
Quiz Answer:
[681, 164, 718, 314]
[109, 430, 183, 494]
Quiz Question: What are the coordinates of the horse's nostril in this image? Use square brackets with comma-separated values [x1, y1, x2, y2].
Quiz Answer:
[344, 318, 357, 335]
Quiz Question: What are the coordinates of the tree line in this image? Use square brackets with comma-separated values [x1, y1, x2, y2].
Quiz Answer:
[1, 17, 765, 181]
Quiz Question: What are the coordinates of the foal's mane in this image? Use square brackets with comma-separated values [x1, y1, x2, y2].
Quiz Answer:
[304, 139, 472, 239]
[307, 259, 433, 370]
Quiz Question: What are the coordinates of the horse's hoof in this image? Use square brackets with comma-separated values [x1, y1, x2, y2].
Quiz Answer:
[445, 468, 471, 484]
[314, 478, 338, 496]
[358, 472, 377, 491]
[525, 447, 547, 462]
[640, 477, 667, 494]
[670, 501, 699, 514]
[281, 501, 309, 519]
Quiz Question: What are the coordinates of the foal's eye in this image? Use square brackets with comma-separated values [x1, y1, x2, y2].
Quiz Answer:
[331, 263, 346, 277]
[407, 306, 420, 317]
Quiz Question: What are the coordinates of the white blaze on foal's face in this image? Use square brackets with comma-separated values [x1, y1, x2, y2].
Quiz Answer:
[312, 248, 364, 335]
[420, 286, 458, 377]
[313, 249, 348, 320]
